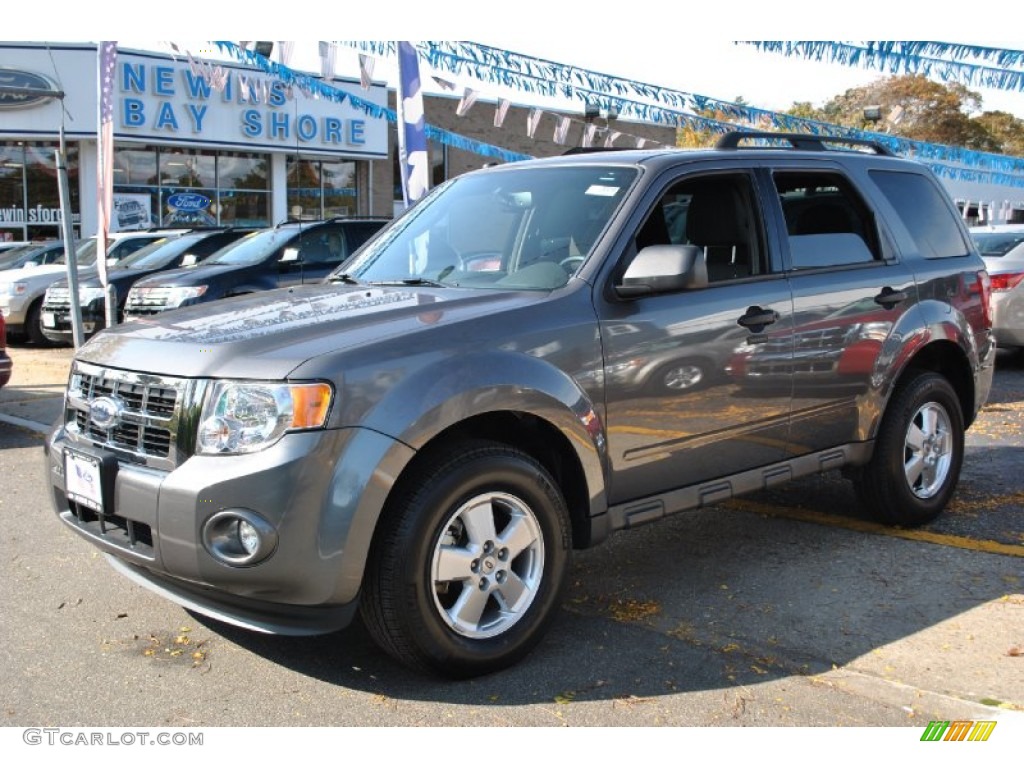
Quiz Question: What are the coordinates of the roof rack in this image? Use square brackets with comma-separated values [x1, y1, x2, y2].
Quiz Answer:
[715, 131, 894, 157]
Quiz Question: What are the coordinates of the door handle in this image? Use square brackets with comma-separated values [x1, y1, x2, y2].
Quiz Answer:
[737, 306, 779, 331]
[874, 287, 908, 309]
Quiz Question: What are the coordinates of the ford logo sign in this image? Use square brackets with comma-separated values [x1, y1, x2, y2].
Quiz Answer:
[88, 396, 123, 430]
[0, 69, 60, 110]
[167, 193, 211, 212]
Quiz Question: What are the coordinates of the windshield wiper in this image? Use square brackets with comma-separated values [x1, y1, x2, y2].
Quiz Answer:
[327, 272, 363, 284]
[369, 276, 449, 287]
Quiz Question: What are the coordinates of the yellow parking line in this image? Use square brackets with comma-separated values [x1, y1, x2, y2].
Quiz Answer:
[724, 498, 1024, 558]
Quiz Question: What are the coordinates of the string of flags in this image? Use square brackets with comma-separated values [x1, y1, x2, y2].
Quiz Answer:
[180, 41, 1024, 188]
[334, 40, 1024, 187]
[740, 41, 1024, 93]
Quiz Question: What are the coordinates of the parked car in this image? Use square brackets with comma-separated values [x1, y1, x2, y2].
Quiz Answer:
[0, 241, 31, 257]
[122, 218, 389, 319]
[0, 312, 10, 388]
[0, 240, 67, 271]
[46, 132, 994, 678]
[969, 224, 1024, 354]
[0, 231, 185, 345]
[41, 228, 254, 344]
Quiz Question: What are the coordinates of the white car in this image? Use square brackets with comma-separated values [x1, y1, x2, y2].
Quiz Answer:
[970, 224, 1024, 354]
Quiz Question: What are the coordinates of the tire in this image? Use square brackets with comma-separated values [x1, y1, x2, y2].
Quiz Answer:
[856, 372, 964, 527]
[360, 440, 571, 678]
[24, 300, 49, 346]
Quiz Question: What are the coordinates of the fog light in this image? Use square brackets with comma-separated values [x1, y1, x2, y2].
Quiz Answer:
[237, 520, 260, 556]
[202, 509, 278, 566]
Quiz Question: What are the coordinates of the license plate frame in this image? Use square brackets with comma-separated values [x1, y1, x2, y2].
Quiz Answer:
[64, 449, 114, 513]
[42, 311, 56, 328]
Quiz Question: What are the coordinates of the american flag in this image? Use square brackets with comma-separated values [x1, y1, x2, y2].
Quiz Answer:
[97, 41, 117, 288]
[396, 42, 428, 209]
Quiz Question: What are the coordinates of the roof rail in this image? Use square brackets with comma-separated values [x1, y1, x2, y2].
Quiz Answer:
[561, 146, 631, 156]
[715, 131, 894, 157]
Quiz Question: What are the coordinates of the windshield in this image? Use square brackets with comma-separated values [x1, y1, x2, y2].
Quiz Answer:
[338, 165, 638, 290]
[113, 236, 197, 270]
[0, 245, 35, 270]
[203, 228, 288, 265]
[74, 238, 99, 267]
[972, 231, 1024, 257]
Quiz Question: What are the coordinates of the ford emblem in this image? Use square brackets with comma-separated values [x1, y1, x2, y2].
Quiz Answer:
[167, 192, 212, 212]
[0, 69, 60, 110]
[88, 396, 123, 430]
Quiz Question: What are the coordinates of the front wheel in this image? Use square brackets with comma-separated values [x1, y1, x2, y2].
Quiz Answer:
[856, 372, 964, 526]
[360, 440, 571, 678]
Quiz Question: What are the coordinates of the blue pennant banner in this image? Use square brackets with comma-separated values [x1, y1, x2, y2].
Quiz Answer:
[336, 40, 1024, 182]
[212, 41, 532, 165]
[742, 41, 1024, 94]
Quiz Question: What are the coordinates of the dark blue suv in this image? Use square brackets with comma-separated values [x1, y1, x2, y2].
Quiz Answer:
[123, 218, 388, 319]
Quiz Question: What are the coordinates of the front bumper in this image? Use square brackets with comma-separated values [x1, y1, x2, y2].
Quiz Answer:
[45, 422, 415, 635]
[40, 303, 105, 341]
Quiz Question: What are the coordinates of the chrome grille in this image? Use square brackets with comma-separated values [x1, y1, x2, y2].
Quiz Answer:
[65, 362, 190, 466]
[44, 286, 71, 310]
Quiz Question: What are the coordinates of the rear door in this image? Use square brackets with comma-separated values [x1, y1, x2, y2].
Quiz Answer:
[759, 163, 919, 456]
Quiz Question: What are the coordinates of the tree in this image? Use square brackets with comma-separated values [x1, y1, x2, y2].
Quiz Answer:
[786, 74, 1024, 156]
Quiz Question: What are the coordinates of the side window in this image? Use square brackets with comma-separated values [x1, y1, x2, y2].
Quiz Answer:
[634, 173, 766, 282]
[774, 171, 880, 269]
[869, 170, 969, 259]
[298, 228, 344, 264]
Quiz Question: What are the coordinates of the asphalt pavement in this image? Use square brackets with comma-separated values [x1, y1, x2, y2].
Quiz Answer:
[0, 342, 1021, 746]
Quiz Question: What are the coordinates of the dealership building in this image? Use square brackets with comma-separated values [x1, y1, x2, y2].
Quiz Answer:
[1, 41, 1017, 244]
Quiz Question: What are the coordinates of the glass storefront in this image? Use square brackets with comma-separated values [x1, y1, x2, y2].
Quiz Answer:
[0, 142, 80, 242]
[286, 158, 357, 221]
[112, 145, 270, 229]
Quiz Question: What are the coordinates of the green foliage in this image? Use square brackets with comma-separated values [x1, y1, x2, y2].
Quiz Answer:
[784, 74, 1024, 156]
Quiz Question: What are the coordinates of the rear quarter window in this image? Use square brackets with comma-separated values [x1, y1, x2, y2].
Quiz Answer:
[869, 170, 969, 259]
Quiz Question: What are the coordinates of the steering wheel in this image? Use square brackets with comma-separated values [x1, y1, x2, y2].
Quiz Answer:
[558, 256, 586, 272]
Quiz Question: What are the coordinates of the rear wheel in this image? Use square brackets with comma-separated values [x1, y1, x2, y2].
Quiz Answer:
[856, 372, 964, 526]
[360, 440, 571, 678]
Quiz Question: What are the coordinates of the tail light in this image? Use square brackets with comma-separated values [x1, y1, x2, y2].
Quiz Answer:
[977, 270, 993, 330]
[989, 271, 1024, 292]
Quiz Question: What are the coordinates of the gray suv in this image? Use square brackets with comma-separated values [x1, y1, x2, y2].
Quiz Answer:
[45, 132, 995, 678]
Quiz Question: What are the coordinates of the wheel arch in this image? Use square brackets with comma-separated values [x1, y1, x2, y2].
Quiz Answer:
[385, 410, 599, 551]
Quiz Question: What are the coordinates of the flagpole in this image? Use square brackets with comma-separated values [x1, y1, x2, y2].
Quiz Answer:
[97, 41, 118, 330]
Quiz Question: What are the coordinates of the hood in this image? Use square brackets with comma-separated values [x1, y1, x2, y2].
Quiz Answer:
[0, 265, 96, 288]
[76, 283, 546, 380]
[132, 262, 245, 288]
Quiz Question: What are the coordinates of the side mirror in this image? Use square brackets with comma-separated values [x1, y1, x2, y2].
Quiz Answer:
[107, 257, 118, 266]
[615, 244, 707, 298]
[280, 247, 300, 263]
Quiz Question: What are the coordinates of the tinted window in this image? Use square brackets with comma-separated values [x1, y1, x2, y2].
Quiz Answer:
[870, 170, 969, 259]
[634, 173, 766, 282]
[774, 171, 880, 269]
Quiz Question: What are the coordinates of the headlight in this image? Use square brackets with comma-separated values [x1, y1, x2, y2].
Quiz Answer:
[166, 285, 208, 307]
[197, 380, 333, 455]
[0, 282, 27, 297]
[78, 287, 106, 304]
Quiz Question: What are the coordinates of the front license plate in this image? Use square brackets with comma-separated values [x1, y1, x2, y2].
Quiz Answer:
[65, 451, 104, 512]
[42, 311, 56, 327]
